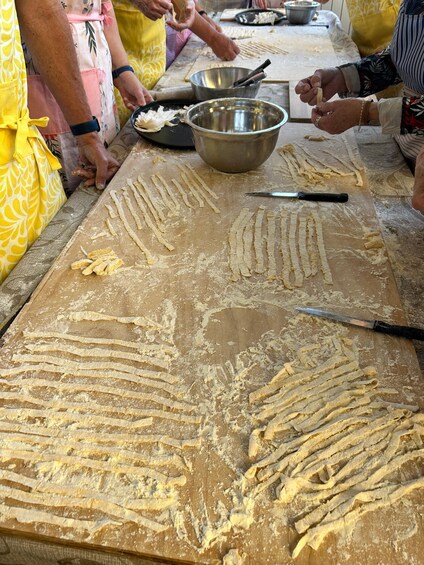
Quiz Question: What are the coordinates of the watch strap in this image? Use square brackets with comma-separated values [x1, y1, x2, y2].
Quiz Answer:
[112, 65, 134, 80]
[70, 116, 100, 136]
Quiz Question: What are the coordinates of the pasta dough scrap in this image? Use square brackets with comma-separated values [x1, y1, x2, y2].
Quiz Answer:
[223, 548, 245, 564]
[71, 248, 124, 276]
[304, 134, 328, 142]
[364, 231, 384, 250]
[279, 142, 360, 186]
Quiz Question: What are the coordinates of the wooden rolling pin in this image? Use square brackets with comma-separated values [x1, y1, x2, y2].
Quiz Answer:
[150, 86, 195, 101]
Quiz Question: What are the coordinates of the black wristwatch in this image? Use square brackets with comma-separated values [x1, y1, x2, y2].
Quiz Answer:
[70, 116, 100, 136]
[112, 65, 134, 80]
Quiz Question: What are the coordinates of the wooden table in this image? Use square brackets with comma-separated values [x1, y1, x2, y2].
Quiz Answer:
[0, 10, 423, 565]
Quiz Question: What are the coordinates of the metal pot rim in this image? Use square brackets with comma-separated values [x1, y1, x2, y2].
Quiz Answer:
[184, 98, 288, 138]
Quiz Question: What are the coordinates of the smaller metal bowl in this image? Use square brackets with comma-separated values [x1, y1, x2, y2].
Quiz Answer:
[184, 98, 288, 173]
[284, 1, 320, 25]
[189, 67, 262, 101]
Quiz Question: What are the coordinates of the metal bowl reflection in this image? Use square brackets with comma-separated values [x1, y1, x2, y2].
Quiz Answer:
[284, 1, 320, 25]
[184, 98, 288, 173]
[189, 67, 262, 101]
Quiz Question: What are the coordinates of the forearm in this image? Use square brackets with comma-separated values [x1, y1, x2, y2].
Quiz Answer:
[16, 0, 92, 125]
[189, 11, 218, 44]
[338, 47, 402, 98]
[102, 4, 130, 69]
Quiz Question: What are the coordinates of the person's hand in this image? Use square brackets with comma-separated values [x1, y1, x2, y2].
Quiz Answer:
[311, 98, 363, 134]
[412, 148, 424, 214]
[295, 68, 347, 105]
[132, 0, 172, 20]
[114, 72, 154, 111]
[210, 33, 240, 61]
[255, 0, 269, 8]
[73, 132, 120, 190]
[167, 0, 196, 30]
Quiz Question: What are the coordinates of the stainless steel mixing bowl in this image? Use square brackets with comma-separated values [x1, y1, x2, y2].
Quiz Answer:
[285, 1, 320, 25]
[189, 67, 262, 101]
[184, 98, 288, 173]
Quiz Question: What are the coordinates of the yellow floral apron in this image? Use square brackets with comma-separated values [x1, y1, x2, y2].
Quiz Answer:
[346, 0, 400, 57]
[114, 0, 166, 124]
[0, 0, 66, 283]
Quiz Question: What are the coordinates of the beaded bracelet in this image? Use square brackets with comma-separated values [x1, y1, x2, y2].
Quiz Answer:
[358, 99, 373, 131]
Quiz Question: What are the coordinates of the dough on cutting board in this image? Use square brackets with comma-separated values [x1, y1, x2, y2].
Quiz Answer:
[228, 207, 333, 288]
[238, 39, 288, 59]
[71, 248, 124, 276]
[110, 190, 156, 265]
[278, 142, 362, 186]
[245, 337, 424, 557]
[223, 548, 245, 564]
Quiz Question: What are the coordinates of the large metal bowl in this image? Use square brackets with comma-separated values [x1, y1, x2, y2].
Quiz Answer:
[189, 67, 262, 101]
[284, 1, 320, 25]
[184, 98, 288, 173]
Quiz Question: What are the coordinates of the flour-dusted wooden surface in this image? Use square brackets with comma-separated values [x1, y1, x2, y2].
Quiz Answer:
[0, 10, 422, 565]
[182, 25, 343, 84]
[0, 122, 423, 564]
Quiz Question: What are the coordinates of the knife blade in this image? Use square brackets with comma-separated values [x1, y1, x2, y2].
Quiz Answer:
[246, 191, 349, 203]
[296, 307, 424, 341]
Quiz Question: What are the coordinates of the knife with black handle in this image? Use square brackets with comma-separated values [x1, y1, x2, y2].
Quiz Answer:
[232, 59, 271, 87]
[372, 321, 424, 341]
[235, 70, 267, 88]
[297, 307, 424, 341]
[246, 191, 349, 202]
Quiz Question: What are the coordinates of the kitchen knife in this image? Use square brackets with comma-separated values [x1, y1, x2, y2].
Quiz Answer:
[296, 307, 424, 341]
[232, 59, 271, 87]
[246, 191, 349, 202]
[235, 70, 267, 88]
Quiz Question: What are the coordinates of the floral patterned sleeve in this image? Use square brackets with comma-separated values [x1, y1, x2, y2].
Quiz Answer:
[339, 47, 403, 97]
[338, 48, 424, 136]
[402, 97, 424, 136]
